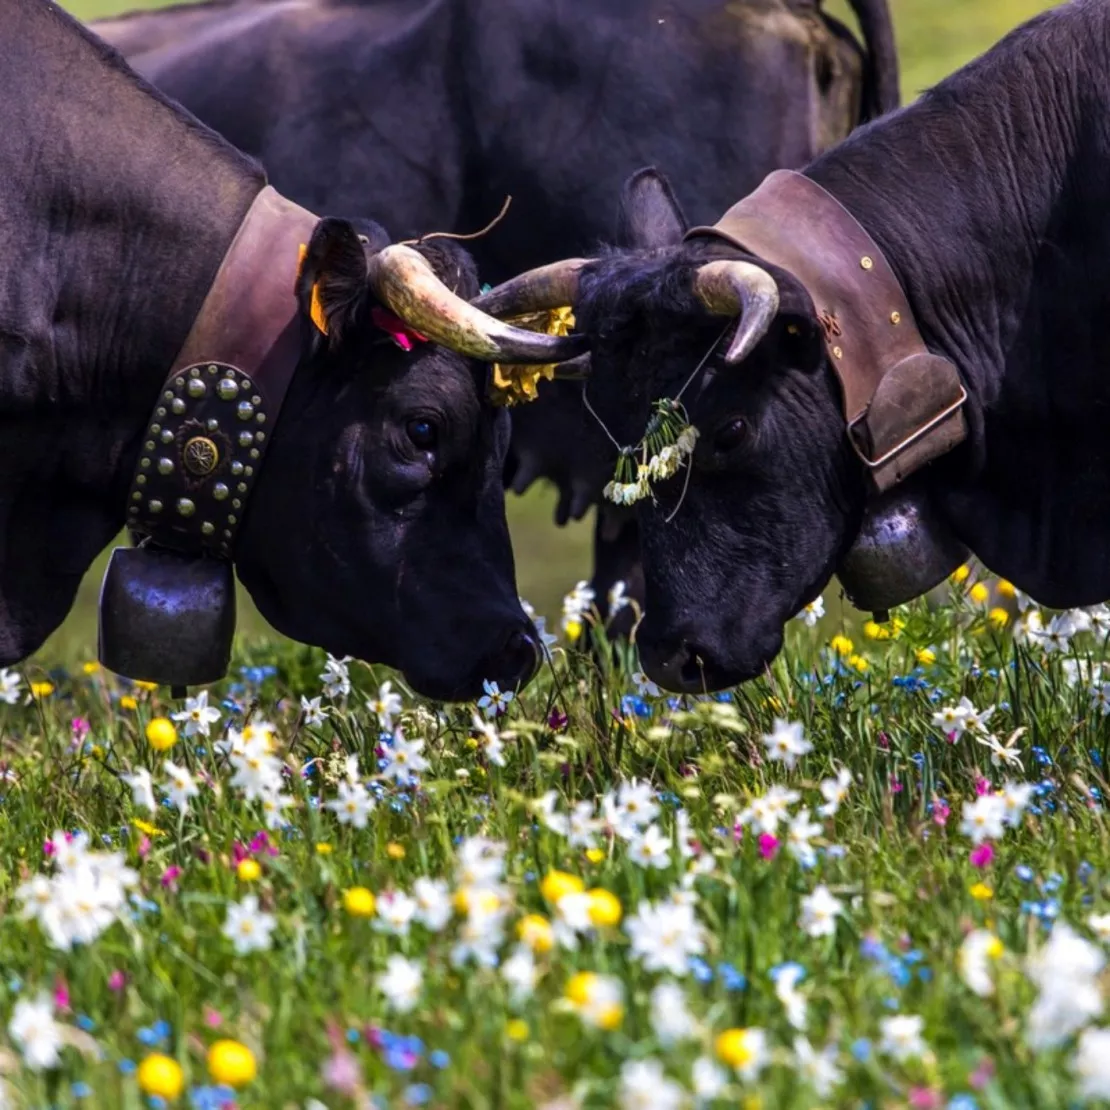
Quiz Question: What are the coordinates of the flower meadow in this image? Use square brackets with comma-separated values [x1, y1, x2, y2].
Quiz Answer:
[5, 574, 1110, 1108]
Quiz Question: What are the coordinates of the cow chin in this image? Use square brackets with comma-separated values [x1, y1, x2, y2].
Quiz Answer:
[637, 615, 785, 694]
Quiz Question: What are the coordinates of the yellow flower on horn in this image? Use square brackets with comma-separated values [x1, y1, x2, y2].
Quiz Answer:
[490, 308, 576, 406]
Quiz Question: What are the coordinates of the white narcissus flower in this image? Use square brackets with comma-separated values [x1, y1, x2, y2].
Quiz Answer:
[1026, 922, 1105, 1048]
[472, 712, 505, 767]
[477, 679, 514, 720]
[380, 730, 430, 786]
[795, 596, 826, 627]
[122, 768, 156, 813]
[222, 894, 277, 955]
[8, 994, 62, 1071]
[326, 779, 375, 829]
[608, 580, 630, 616]
[376, 954, 422, 1013]
[536, 790, 570, 836]
[171, 689, 221, 738]
[799, 884, 843, 938]
[692, 1056, 727, 1100]
[878, 1014, 927, 1061]
[501, 944, 537, 1005]
[616, 779, 660, 829]
[959, 929, 1003, 997]
[632, 670, 661, 698]
[793, 1037, 843, 1098]
[786, 808, 821, 868]
[0, 667, 22, 705]
[367, 680, 404, 731]
[818, 768, 852, 817]
[1089, 913, 1110, 943]
[625, 900, 705, 976]
[762, 718, 813, 769]
[738, 785, 801, 835]
[618, 1059, 684, 1110]
[319, 654, 352, 700]
[1076, 1026, 1110, 1101]
[999, 781, 1034, 827]
[412, 877, 452, 932]
[931, 700, 970, 738]
[162, 760, 200, 813]
[649, 982, 698, 1045]
[300, 695, 328, 728]
[773, 964, 807, 1030]
[374, 890, 418, 936]
[960, 794, 1007, 844]
[628, 824, 671, 870]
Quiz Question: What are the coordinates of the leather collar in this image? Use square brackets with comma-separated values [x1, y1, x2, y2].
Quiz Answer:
[685, 170, 967, 493]
[125, 186, 317, 556]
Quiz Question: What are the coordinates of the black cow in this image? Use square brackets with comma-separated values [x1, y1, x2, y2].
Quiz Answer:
[0, 0, 577, 699]
[478, 0, 1110, 691]
[90, 0, 899, 625]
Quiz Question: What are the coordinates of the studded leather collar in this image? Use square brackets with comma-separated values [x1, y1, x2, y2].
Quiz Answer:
[126, 186, 317, 556]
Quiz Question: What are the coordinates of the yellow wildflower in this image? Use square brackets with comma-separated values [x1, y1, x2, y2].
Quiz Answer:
[969, 582, 990, 605]
[119, 695, 138, 711]
[863, 620, 891, 640]
[206, 1040, 257, 1087]
[969, 882, 993, 901]
[829, 634, 853, 656]
[343, 887, 376, 917]
[848, 654, 869, 674]
[586, 889, 622, 928]
[386, 842, 406, 860]
[315, 842, 333, 856]
[505, 1019, 529, 1042]
[132, 818, 164, 839]
[135, 680, 158, 692]
[540, 870, 584, 904]
[29, 681, 54, 699]
[951, 564, 971, 585]
[82, 661, 101, 676]
[585, 847, 605, 864]
[236, 859, 261, 882]
[489, 308, 575, 406]
[988, 607, 1010, 629]
[997, 579, 1016, 598]
[137, 1054, 184, 1100]
[716, 1027, 762, 1070]
[145, 717, 178, 752]
[986, 936, 1004, 959]
[564, 619, 583, 644]
[517, 914, 555, 953]
[564, 971, 623, 1030]
[916, 648, 937, 665]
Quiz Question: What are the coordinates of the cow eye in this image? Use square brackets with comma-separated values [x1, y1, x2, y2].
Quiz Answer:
[713, 417, 747, 454]
[406, 417, 438, 452]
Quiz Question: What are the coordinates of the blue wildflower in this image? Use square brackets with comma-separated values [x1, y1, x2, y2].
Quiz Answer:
[429, 1050, 450, 1069]
[190, 1086, 236, 1110]
[688, 956, 714, 984]
[851, 1038, 871, 1062]
[71, 1082, 92, 1099]
[118, 1059, 136, 1075]
[948, 1097, 978, 1110]
[404, 1085, 432, 1106]
[718, 963, 747, 991]
[76, 1014, 95, 1032]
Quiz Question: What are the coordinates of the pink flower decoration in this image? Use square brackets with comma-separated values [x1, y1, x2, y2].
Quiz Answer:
[970, 843, 995, 868]
[758, 833, 780, 860]
[108, 970, 126, 993]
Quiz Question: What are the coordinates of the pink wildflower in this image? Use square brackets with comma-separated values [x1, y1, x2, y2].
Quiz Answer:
[231, 841, 250, 866]
[42, 839, 55, 858]
[890, 777, 904, 794]
[975, 777, 992, 796]
[108, 970, 126, 993]
[970, 843, 995, 869]
[53, 977, 70, 1012]
[969, 1058, 996, 1090]
[908, 1087, 941, 1109]
[877, 731, 890, 750]
[203, 1006, 223, 1029]
[758, 833, 780, 860]
[160, 865, 182, 890]
[932, 799, 951, 827]
[547, 709, 568, 732]
[71, 717, 91, 744]
[138, 836, 152, 860]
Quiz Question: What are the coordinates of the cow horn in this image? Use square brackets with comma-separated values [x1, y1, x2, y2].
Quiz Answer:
[471, 259, 588, 318]
[693, 260, 780, 365]
[367, 245, 585, 363]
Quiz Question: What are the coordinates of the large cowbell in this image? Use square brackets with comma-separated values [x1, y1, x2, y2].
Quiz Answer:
[836, 484, 969, 618]
[98, 544, 236, 688]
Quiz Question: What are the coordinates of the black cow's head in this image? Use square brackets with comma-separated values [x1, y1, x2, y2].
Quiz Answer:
[234, 218, 581, 700]
[478, 170, 868, 692]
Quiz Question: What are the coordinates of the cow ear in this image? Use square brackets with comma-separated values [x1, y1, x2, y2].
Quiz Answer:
[616, 167, 689, 249]
[295, 218, 371, 345]
[778, 313, 824, 373]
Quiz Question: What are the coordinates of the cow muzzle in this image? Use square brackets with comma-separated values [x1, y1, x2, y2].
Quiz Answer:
[835, 484, 968, 618]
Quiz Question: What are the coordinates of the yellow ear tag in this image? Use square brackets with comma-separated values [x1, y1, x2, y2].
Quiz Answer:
[296, 243, 329, 336]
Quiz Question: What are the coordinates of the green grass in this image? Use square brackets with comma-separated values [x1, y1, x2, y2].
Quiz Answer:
[2, 580, 1109, 1106]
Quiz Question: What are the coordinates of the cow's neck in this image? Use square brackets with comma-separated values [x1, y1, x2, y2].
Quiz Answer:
[0, 0, 264, 662]
[809, 3, 1110, 607]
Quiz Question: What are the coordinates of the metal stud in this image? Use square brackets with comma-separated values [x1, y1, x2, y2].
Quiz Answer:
[238, 431, 254, 448]
[255, 413, 266, 425]
[251, 395, 261, 406]
[206, 418, 219, 433]
[174, 377, 184, 389]
[128, 505, 139, 515]
[890, 311, 901, 325]
[228, 515, 237, 525]
[250, 449, 260, 459]
[244, 466, 254, 477]
[149, 500, 164, 514]
[136, 474, 147, 485]
[150, 424, 161, 435]
[163, 390, 174, 402]
[187, 379, 207, 399]
[190, 366, 201, 378]
[208, 364, 219, 376]
[131, 491, 142, 501]
[224, 529, 233, 539]
[230, 461, 244, 476]
[237, 401, 254, 422]
[217, 378, 239, 401]
[161, 429, 174, 444]
[155, 407, 166, 418]
[860, 256, 874, 270]
[232, 498, 242, 509]
[157, 458, 174, 475]
[144, 440, 155, 452]
[171, 398, 186, 415]
[140, 458, 151, 469]
[237, 482, 247, 493]
[833, 346, 844, 359]
[212, 483, 230, 501]
[255, 431, 265, 443]
[176, 498, 196, 517]
[201, 521, 215, 536]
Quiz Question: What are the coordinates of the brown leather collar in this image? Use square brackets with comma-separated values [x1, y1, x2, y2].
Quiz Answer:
[125, 186, 318, 557]
[685, 169, 967, 493]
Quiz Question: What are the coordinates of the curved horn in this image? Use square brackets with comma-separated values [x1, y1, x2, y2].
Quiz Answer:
[472, 259, 588, 318]
[367, 245, 586, 364]
[693, 260, 780, 365]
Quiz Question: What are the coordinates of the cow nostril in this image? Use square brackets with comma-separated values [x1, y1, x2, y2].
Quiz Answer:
[678, 643, 710, 690]
[493, 627, 540, 689]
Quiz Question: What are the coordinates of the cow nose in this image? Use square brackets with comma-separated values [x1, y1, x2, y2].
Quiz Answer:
[640, 636, 726, 694]
[479, 625, 541, 691]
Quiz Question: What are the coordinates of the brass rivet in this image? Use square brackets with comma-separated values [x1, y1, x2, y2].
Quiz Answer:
[157, 457, 174, 475]
[149, 499, 164, 514]
[251, 395, 261, 406]
[201, 521, 215, 536]
[232, 498, 242, 509]
[212, 483, 230, 501]
[255, 431, 265, 443]
[206, 418, 219, 433]
[238, 431, 254, 448]
[223, 529, 233, 539]
[128, 505, 139, 515]
[131, 491, 142, 501]
[228, 514, 237, 525]
[136, 475, 147, 485]
[176, 498, 196, 517]
[255, 413, 266, 425]
[150, 424, 161, 435]
[161, 429, 174, 444]
[249, 449, 260, 459]
[230, 461, 245, 476]
[189, 366, 201, 378]
[144, 440, 155, 452]
[187, 379, 207, 399]
[217, 378, 239, 401]
[833, 346, 843, 359]
[237, 401, 255, 422]
[163, 390, 174, 402]
[140, 458, 151, 470]
[890, 311, 901, 325]
[171, 398, 186, 415]
[237, 482, 247, 493]
[208, 364, 219, 376]
[174, 377, 184, 389]
[244, 466, 254, 477]
[860, 256, 873, 270]
[155, 407, 166, 418]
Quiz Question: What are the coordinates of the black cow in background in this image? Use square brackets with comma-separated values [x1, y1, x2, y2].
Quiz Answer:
[91, 0, 899, 626]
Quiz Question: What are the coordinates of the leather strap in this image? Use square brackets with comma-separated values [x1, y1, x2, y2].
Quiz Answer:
[685, 170, 967, 492]
[126, 186, 318, 556]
